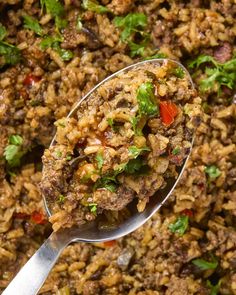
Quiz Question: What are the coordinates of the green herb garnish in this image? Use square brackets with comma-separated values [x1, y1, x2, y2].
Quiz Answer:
[124, 158, 148, 175]
[107, 118, 118, 132]
[207, 280, 221, 295]
[128, 145, 150, 159]
[23, 15, 43, 36]
[88, 203, 97, 213]
[172, 147, 180, 155]
[76, 16, 83, 31]
[66, 154, 72, 161]
[144, 52, 167, 60]
[40, 35, 73, 61]
[114, 13, 147, 42]
[188, 54, 236, 92]
[3, 135, 25, 167]
[137, 82, 158, 117]
[173, 66, 185, 79]
[58, 194, 65, 203]
[55, 150, 62, 158]
[0, 23, 7, 41]
[205, 165, 221, 179]
[82, 0, 109, 13]
[94, 175, 117, 192]
[130, 116, 142, 135]
[128, 40, 147, 58]
[40, 0, 67, 30]
[95, 152, 104, 170]
[169, 215, 189, 236]
[0, 42, 21, 66]
[192, 256, 218, 270]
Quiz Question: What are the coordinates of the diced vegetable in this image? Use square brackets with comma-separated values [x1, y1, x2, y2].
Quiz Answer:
[31, 211, 47, 224]
[169, 215, 189, 236]
[58, 194, 65, 203]
[205, 165, 221, 179]
[172, 147, 180, 155]
[88, 203, 97, 213]
[181, 209, 193, 217]
[159, 101, 178, 126]
[103, 240, 117, 247]
[23, 74, 41, 86]
[137, 82, 159, 117]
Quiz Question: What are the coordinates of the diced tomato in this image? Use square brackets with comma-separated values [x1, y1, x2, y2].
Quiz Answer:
[31, 211, 47, 224]
[14, 212, 30, 220]
[182, 209, 194, 217]
[23, 74, 41, 87]
[159, 101, 179, 126]
[103, 240, 117, 247]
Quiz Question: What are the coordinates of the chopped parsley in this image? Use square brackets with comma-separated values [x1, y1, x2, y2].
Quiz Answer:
[0, 23, 21, 66]
[169, 215, 189, 236]
[173, 66, 185, 79]
[188, 54, 236, 92]
[0, 23, 7, 40]
[144, 52, 167, 60]
[114, 13, 147, 42]
[107, 118, 118, 132]
[130, 116, 142, 136]
[58, 194, 65, 203]
[205, 165, 221, 179]
[40, 35, 73, 61]
[128, 145, 150, 159]
[207, 280, 221, 295]
[114, 13, 149, 57]
[88, 203, 97, 213]
[82, 0, 110, 13]
[4, 135, 25, 167]
[76, 16, 83, 31]
[137, 82, 159, 117]
[124, 158, 149, 175]
[23, 15, 43, 36]
[40, 0, 67, 30]
[94, 175, 117, 192]
[172, 147, 180, 155]
[192, 256, 218, 270]
[95, 152, 104, 171]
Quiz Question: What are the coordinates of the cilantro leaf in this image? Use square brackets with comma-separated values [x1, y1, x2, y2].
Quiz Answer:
[188, 55, 216, 69]
[0, 41, 21, 66]
[128, 145, 150, 159]
[94, 176, 117, 192]
[137, 82, 158, 117]
[192, 257, 218, 270]
[124, 158, 148, 174]
[0, 23, 7, 41]
[95, 152, 104, 170]
[88, 203, 97, 213]
[4, 135, 25, 167]
[107, 118, 118, 132]
[55, 46, 73, 61]
[128, 40, 146, 58]
[205, 165, 221, 179]
[130, 116, 142, 135]
[114, 13, 147, 42]
[82, 0, 110, 13]
[23, 15, 43, 36]
[169, 215, 189, 236]
[207, 280, 221, 295]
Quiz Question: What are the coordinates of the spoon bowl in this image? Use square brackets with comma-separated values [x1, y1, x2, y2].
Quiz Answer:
[3, 59, 194, 295]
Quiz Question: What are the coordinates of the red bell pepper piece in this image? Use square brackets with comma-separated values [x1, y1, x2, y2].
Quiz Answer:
[159, 101, 178, 126]
[31, 211, 47, 224]
[103, 240, 117, 247]
[23, 74, 41, 87]
[182, 209, 194, 217]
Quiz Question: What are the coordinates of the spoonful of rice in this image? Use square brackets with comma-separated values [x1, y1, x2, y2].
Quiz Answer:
[3, 59, 201, 295]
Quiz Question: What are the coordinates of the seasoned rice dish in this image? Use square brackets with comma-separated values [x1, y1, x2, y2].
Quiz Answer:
[40, 60, 200, 231]
[0, 0, 236, 294]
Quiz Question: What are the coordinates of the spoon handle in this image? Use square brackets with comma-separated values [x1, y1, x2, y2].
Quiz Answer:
[2, 231, 70, 295]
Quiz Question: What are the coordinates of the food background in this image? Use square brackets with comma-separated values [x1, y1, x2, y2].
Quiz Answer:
[0, 0, 235, 294]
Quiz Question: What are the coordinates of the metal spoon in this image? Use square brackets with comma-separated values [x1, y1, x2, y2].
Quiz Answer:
[3, 59, 194, 295]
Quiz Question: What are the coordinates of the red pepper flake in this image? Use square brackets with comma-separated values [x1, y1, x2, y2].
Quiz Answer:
[182, 209, 194, 217]
[160, 101, 179, 126]
[14, 212, 30, 220]
[103, 240, 117, 247]
[23, 74, 41, 87]
[31, 211, 47, 225]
